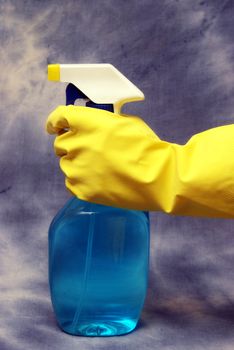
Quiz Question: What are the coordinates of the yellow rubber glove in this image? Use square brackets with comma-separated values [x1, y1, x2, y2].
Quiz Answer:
[46, 105, 234, 219]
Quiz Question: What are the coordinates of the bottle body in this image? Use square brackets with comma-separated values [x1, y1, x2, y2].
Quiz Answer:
[49, 197, 150, 336]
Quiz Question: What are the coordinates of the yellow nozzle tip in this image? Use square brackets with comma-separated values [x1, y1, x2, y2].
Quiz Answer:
[48, 64, 60, 81]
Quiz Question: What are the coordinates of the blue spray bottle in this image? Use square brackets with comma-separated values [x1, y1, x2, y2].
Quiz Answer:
[47, 64, 150, 336]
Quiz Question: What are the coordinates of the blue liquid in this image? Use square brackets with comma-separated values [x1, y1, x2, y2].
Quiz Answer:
[49, 197, 150, 336]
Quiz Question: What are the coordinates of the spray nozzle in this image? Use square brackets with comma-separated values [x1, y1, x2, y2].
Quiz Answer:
[47, 64, 144, 114]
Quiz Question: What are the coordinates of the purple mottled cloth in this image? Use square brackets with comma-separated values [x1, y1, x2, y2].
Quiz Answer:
[0, 1, 234, 349]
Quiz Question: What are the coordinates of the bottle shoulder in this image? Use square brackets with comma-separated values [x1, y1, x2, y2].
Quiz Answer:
[49, 197, 149, 231]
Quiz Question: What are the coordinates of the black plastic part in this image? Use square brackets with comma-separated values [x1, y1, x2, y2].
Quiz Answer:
[66, 83, 114, 112]
[86, 101, 114, 112]
[66, 83, 87, 105]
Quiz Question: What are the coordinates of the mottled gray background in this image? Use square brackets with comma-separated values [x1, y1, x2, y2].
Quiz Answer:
[0, 0, 234, 349]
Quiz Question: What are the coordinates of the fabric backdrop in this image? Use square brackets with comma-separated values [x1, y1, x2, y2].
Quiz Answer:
[0, 1, 234, 349]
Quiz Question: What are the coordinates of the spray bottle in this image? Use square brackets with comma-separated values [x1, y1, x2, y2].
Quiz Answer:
[47, 64, 150, 336]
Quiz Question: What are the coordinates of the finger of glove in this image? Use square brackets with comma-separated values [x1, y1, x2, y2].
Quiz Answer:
[47, 105, 162, 150]
[53, 129, 84, 157]
[59, 155, 81, 183]
[46, 106, 71, 134]
[46, 105, 117, 135]
[46, 105, 92, 134]
[46, 104, 158, 135]
[54, 132, 71, 156]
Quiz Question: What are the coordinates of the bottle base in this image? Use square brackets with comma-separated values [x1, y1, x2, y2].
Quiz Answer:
[60, 318, 137, 337]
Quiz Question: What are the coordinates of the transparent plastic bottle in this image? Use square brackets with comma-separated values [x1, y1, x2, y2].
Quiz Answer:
[48, 83, 150, 336]
[49, 197, 150, 336]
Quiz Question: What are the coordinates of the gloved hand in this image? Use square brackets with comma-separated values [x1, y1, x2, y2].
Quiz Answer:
[46, 105, 234, 219]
